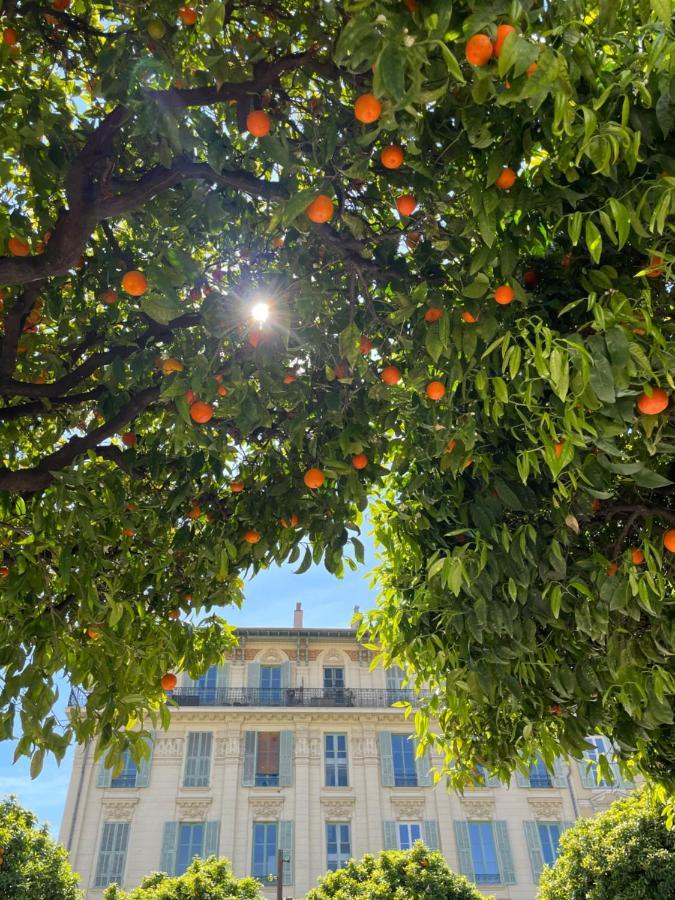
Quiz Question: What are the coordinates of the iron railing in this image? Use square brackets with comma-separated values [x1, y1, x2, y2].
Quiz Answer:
[68, 686, 424, 709]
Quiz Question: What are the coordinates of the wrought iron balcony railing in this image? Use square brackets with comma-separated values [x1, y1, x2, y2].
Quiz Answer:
[68, 685, 424, 709]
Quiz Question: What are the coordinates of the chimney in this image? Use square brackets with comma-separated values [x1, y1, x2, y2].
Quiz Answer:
[293, 602, 303, 629]
[350, 605, 360, 630]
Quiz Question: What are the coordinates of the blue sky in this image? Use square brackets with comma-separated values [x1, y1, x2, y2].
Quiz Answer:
[0, 528, 379, 836]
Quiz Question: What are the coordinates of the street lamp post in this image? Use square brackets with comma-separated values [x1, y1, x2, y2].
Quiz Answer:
[276, 848, 290, 900]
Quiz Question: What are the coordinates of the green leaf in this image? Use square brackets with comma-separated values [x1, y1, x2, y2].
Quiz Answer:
[282, 189, 320, 227]
[140, 295, 183, 326]
[585, 219, 603, 264]
[375, 42, 406, 101]
[651, 0, 672, 26]
[294, 547, 312, 575]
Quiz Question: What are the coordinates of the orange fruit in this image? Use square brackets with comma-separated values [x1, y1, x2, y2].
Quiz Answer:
[396, 194, 417, 216]
[406, 232, 421, 250]
[426, 381, 446, 401]
[306, 194, 334, 223]
[424, 307, 443, 323]
[52, 0, 71, 8]
[246, 109, 271, 137]
[122, 431, 138, 447]
[304, 467, 325, 489]
[636, 387, 669, 415]
[523, 269, 538, 288]
[121, 527, 135, 537]
[445, 439, 457, 453]
[8, 237, 29, 256]
[184, 389, 196, 405]
[380, 145, 404, 169]
[272, 237, 284, 249]
[493, 24, 516, 57]
[494, 285, 515, 305]
[663, 529, 675, 553]
[230, 481, 245, 493]
[86, 627, 100, 640]
[645, 255, 664, 278]
[217, 384, 228, 397]
[352, 453, 368, 470]
[465, 34, 493, 66]
[244, 529, 261, 544]
[161, 357, 184, 375]
[526, 62, 539, 78]
[359, 335, 373, 354]
[190, 400, 214, 423]
[404, 0, 418, 10]
[281, 513, 299, 529]
[167, 610, 180, 620]
[187, 505, 201, 520]
[607, 561, 619, 577]
[562, 253, 572, 270]
[554, 441, 565, 459]
[591, 499, 602, 511]
[121, 270, 148, 296]
[101, 289, 118, 304]
[178, 6, 197, 25]
[283, 370, 297, 384]
[248, 329, 264, 348]
[2, 27, 17, 46]
[161, 673, 177, 691]
[354, 93, 382, 124]
[495, 167, 517, 189]
[631, 548, 645, 565]
[381, 366, 401, 385]
[126, 502, 137, 512]
[461, 311, 477, 323]
[0, 566, 9, 578]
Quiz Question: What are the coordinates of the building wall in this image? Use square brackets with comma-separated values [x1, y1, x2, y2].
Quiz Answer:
[59, 631, 634, 899]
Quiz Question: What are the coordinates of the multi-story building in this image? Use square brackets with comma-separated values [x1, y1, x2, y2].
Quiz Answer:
[59, 604, 634, 899]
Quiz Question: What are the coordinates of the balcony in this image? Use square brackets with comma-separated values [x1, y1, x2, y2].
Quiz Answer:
[68, 686, 423, 709]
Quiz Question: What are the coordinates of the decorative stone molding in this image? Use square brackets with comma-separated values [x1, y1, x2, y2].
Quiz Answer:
[176, 798, 212, 821]
[321, 797, 355, 820]
[215, 733, 240, 759]
[154, 737, 183, 759]
[309, 736, 322, 759]
[296, 635, 310, 665]
[358, 646, 372, 666]
[589, 789, 630, 812]
[102, 799, 138, 821]
[527, 798, 564, 820]
[232, 635, 247, 663]
[392, 797, 426, 820]
[461, 799, 495, 819]
[250, 797, 284, 819]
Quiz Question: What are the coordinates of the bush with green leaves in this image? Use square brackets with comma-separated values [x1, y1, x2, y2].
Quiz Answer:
[103, 856, 263, 900]
[0, 796, 81, 899]
[538, 790, 675, 900]
[306, 841, 492, 899]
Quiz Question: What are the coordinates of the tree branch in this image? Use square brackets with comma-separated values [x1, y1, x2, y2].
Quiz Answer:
[0, 387, 104, 422]
[0, 283, 44, 378]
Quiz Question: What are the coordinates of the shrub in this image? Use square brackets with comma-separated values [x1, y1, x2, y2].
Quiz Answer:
[103, 856, 263, 899]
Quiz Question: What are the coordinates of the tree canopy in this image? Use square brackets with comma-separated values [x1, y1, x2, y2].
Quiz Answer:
[103, 856, 263, 900]
[0, 0, 673, 788]
[0, 796, 82, 899]
[538, 789, 675, 900]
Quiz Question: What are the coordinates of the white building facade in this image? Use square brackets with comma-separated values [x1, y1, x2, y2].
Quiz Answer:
[59, 608, 633, 899]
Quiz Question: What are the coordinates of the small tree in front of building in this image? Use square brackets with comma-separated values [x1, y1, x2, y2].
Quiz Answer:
[103, 856, 263, 900]
[306, 841, 492, 899]
[538, 789, 675, 900]
[0, 796, 82, 899]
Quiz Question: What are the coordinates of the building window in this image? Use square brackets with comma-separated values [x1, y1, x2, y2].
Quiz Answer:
[391, 734, 417, 787]
[110, 752, 138, 789]
[398, 822, 422, 850]
[581, 736, 614, 787]
[183, 732, 213, 787]
[325, 734, 348, 787]
[323, 667, 344, 689]
[468, 822, 501, 885]
[197, 666, 217, 703]
[256, 732, 280, 786]
[252, 822, 278, 881]
[326, 823, 351, 871]
[260, 665, 282, 705]
[537, 822, 562, 866]
[94, 822, 129, 888]
[529, 756, 552, 788]
[176, 823, 204, 877]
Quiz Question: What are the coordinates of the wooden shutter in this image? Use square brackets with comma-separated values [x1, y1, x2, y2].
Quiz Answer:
[422, 820, 440, 850]
[135, 735, 153, 788]
[280, 660, 290, 689]
[97, 759, 112, 788]
[515, 769, 530, 788]
[204, 820, 220, 859]
[523, 820, 544, 881]
[383, 820, 398, 850]
[494, 820, 516, 885]
[159, 821, 178, 875]
[216, 663, 229, 690]
[386, 665, 403, 690]
[247, 661, 260, 689]
[453, 821, 474, 879]
[242, 731, 257, 786]
[94, 822, 129, 887]
[184, 732, 212, 787]
[378, 731, 394, 787]
[278, 820, 294, 886]
[279, 730, 294, 787]
[414, 739, 433, 787]
[577, 759, 597, 789]
[552, 757, 567, 788]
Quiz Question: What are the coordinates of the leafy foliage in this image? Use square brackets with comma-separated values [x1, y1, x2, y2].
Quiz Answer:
[306, 841, 490, 900]
[538, 789, 675, 900]
[103, 856, 263, 900]
[0, 796, 82, 899]
[0, 0, 673, 789]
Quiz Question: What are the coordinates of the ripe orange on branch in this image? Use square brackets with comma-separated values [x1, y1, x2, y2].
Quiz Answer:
[306, 194, 334, 223]
[244, 529, 261, 544]
[424, 307, 443, 323]
[161, 673, 177, 691]
[304, 467, 325, 489]
[664, 530, 675, 553]
[631, 548, 645, 565]
[381, 366, 401, 385]
[359, 336, 373, 354]
[636, 387, 669, 415]
[380, 146, 404, 169]
[178, 6, 198, 25]
[230, 481, 245, 493]
[426, 381, 446, 400]
[352, 453, 368, 470]
[281, 514, 299, 529]
[122, 431, 138, 447]
[495, 167, 517, 189]
[246, 110, 271, 137]
[493, 24, 516, 57]
[354, 93, 381, 123]
[494, 285, 515, 305]
[396, 194, 417, 216]
[121, 270, 148, 296]
[190, 400, 214, 423]
[465, 34, 493, 66]
[8, 237, 29, 256]
[461, 311, 477, 323]
[2, 27, 17, 46]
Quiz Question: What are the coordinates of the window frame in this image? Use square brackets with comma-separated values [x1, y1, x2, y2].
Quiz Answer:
[109, 751, 138, 789]
[94, 821, 130, 888]
[325, 821, 351, 872]
[390, 733, 418, 787]
[252, 821, 278, 882]
[324, 733, 349, 787]
[397, 821, 422, 850]
[176, 822, 205, 877]
[260, 665, 282, 705]
[537, 821, 563, 867]
[468, 821, 502, 886]
[255, 731, 281, 787]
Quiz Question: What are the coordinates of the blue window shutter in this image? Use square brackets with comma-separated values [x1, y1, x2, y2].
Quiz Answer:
[160, 821, 179, 875]
[494, 820, 516, 885]
[242, 731, 257, 786]
[247, 661, 260, 689]
[135, 735, 153, 788]
[279, 730, 294, 787]
[280, 660, 290, 689]
[414, 739, 433, 787]
[378, 731, 394, 787]
[184, 732, 212, 787]
[204, 820, 220, 859]
[422, 820, 440, 851]
[279, 820, 294, 885]
[552, 757, 567, 788]
[216, 664, 229, 689]
[515, 770, 530, 788]
[94, 822, 130, 888]
[383, 820, 398, 850]
[453, 821, 474, 879]
[97, 759, 112, 788]
[523, 820, 544, 881]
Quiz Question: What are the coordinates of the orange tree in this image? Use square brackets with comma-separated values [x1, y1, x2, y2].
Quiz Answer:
[0, 1, 672, 787]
